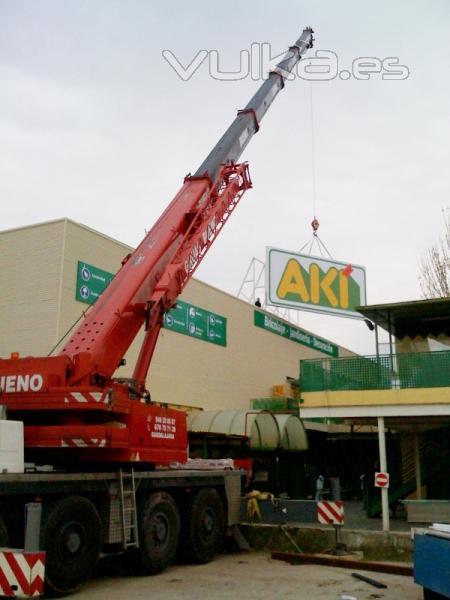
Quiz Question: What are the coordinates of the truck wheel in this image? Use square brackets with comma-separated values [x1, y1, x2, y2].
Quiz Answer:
[133, 491, 180, 575]
[424, 588, 446, 600]
[181, 487, 225, 564]
[41, 496, 101, 595]
[0, 515, 8, 547]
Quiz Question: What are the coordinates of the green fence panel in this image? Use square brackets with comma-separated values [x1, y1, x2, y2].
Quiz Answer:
[300, 350, 450, 392]
[328, 355, 392, 391]
[397, 350, 450, 389]
[251, 397, 299, 411]
[300, 360, 327, 392]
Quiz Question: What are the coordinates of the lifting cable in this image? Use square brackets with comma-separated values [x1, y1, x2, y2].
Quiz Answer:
[47, 307, 91, 356]
[299, 82, 332, 259]
[310, 81, 317, 220]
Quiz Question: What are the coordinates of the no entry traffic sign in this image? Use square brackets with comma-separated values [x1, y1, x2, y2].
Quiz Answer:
[375, 472, 390, 488]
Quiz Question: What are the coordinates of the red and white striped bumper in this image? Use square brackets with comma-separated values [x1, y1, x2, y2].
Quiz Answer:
[317, 501, 345, 525]
[0, 551, 45, 598]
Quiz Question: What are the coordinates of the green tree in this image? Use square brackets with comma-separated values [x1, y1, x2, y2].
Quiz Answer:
[420, 210, 450, 298]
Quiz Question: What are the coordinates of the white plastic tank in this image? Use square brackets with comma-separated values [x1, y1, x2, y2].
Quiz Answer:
[188, 410, 280, 450]
[0, 420, 24, 473]
[274, 414, 308, 451]
[187, 410, 221, 432]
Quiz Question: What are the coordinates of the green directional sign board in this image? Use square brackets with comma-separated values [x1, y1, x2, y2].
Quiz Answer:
[76, 261, 114, 305]
[254, 310, 338, 357]
[163, 300, 227, 347]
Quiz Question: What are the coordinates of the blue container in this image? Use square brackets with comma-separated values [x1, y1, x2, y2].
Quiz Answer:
[414, 531, 450, 598]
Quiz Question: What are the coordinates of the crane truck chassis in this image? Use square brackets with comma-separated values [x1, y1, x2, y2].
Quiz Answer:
[0, 465, 242, 596]
[0, 26, 314, 596]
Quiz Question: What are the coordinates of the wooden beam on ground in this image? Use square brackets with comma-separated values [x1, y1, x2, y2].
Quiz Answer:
[271, 551, 413, 577]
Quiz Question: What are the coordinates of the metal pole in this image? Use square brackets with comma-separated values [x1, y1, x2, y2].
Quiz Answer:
[414, 431, 423, 500]
[388, 329, 393, 357]
[387, 312, 395, 384]
[333, 524, 347, 555]
[375, 324, 379, 358]
[377, 416, 390, 532]
[24, 502, 42, 552]
[388, 312, 394, 358]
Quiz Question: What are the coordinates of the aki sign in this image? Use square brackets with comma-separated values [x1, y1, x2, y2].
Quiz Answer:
[266, 248, 367, 318]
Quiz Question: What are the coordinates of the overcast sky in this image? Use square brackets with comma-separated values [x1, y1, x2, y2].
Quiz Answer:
[2, 1, 449, 355]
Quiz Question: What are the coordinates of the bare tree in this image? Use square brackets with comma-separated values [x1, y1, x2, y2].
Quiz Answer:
[419, 209, 450, 298]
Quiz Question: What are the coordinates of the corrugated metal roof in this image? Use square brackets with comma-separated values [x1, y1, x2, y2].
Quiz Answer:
[357, 297, 450, 339]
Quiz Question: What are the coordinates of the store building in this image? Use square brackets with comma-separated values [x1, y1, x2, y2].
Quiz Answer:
[0, 219, 354, 412]
[299, 298, 450, 528]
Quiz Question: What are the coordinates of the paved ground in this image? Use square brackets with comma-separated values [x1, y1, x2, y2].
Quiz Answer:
[72, 551, 422, 600]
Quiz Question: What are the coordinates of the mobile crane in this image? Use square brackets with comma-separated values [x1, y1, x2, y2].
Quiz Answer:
[0, 27, 314, 596]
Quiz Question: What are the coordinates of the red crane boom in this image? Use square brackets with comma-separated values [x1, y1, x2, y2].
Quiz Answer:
[0, 27, 314, 465]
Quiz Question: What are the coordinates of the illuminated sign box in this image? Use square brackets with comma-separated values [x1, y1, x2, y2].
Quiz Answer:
[266, 248, 366, 319]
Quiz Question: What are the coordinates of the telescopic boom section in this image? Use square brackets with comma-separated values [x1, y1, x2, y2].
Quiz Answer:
[196, 26, 314, 182]
[60, 27, 314, 390]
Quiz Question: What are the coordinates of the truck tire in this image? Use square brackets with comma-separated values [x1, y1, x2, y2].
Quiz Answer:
[181, 487, 225, 564]
[133, 491, 180, 575]
[0, 514, 8, 547]
[424, 588, 446, 600]
[41, 496, 101, 595]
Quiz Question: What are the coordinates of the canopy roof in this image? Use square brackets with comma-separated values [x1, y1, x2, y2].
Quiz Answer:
[357, 297, 450, 340]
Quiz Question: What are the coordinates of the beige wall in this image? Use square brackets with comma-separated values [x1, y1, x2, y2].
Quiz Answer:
[396, 334, 450, 353]
[1, 219, 355, 411]
[57, 219, 134, 352]
[0, 221, 64, 356]
[150, 280, 353, 410]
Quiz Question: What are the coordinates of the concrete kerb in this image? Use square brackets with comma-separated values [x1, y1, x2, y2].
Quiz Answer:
[240, 524, 413, 562]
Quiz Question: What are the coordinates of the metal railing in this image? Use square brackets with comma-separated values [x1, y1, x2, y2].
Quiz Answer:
[299, 350, 450, 392]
